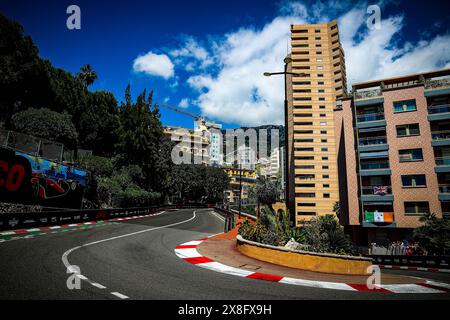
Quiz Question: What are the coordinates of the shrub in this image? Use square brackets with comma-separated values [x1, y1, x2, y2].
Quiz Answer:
[413, 213, 450, 255]
[303, 215, 354, 255]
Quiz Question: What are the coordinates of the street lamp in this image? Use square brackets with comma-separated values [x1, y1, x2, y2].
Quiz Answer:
[264, 58, 306, 217]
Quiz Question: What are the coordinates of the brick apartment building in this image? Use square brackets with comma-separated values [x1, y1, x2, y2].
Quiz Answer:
[334, 68, 450, 245]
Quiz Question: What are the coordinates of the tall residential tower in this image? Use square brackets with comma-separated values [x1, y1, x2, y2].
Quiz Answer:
[287, 20, 347, 225]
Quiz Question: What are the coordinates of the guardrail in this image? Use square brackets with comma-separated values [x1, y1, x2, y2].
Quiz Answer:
[371, 255, 450, 269]
[214, 206, 257, 233]
[0, 204, 210, 231]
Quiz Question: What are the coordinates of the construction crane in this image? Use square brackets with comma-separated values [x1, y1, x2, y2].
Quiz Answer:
[159, 103, 205, 123]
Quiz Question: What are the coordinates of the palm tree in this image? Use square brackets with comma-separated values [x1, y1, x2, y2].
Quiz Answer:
[333, 201, 340, 218]
[77, 64, 97, 87]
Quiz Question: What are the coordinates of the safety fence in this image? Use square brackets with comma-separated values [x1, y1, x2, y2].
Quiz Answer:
[0, 204, 210, 231]
[214, 205, 257, 233]
[371, 254, 450, 270]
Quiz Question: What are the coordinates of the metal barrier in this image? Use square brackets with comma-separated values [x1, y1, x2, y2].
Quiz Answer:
[0, 204, 183, 231]
[214, 206, 257, 233]
[371, 255, 450, 269]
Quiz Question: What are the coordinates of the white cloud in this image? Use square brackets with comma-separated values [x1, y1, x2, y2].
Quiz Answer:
[168, 1, 450, 126]
[170, 37, 214, 71]
[133, 51, 174, 79]
[178, 98, 190, 108]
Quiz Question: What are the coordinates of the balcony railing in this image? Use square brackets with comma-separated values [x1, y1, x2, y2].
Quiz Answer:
[432, 130, 450, 140]
[354, 88, 382, 100]
[361, 186, 392, 195]
[358, 136, 387, 146]
[356, 112, 385, 123]
[425, 78, 450, 90]
[360, 161, 390, 170]
[439, 184, 450, 193]
[436, 156, 450, 166]
[428, 104, 450, 114]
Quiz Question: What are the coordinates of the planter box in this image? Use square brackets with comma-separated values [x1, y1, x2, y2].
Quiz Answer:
[236, 235, 373, 276]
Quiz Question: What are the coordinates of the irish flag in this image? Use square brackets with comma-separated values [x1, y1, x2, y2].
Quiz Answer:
[364, 211, 394, 223]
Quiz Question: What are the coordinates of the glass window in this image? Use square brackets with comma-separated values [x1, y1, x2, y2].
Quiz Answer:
[323, 193, 330, 198]
[399, 149, 423, 162]
[396, 124, 420, 137]
[394, 99, 417, 113]
[402, 175, 427, 187]
[405, 202, 430, 215]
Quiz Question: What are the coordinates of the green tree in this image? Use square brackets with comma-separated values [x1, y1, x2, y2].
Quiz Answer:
[77, 64, 98, 87]
[10, 107, 78, 149]
[255, 176, 280, 211]
[413, 213, 450, 255]
[78, 91, 119, 156]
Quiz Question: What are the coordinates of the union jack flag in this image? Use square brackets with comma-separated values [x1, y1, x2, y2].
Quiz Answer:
[373, 186, 388, 195]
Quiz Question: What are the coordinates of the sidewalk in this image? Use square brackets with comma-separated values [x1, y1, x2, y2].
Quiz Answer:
[198, 222, 424, 285]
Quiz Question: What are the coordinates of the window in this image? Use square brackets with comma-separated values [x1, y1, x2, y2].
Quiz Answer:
[323, 193, 330, 198]
[316, 58, 323, 62]
[319, 105, 326, 109]
[399, 149, 423, 162]
[319, 97, 325, 101]
[405, 202, 430, 215]
[321, 139, 327, 142]
[321, 148, 328, 152]
[298, 183, 315, 187]
[323, 184, 330, 188]
[297, 193, 315, 198]
[316, 51, 322, 54]
[297, 174, 315, 180]
[320, 122, 327, 126]
[298, 203, 316, 207]
[318, 81, 324, 85]
[402, 175, 427, 187]
[315, 29, 321, 33]
[318, 89, 325, 93]
[316, 44, 322, 47]
[296, 156, 314, 160]
[394, 99, 417, 113]
[320, 130, 327, 134]
[322, 165, 329, 169]
[320, 113, 326, 117]
[323, 175, 329, 179]
[317, 66, 324, 70]
[315, 36, 321, 40]
[297, 148, 314, 152]
[396, 124, 420, 137]
[298, 165, 315, 169]
[318, 74, 324, 77]
[322, 157, 328, 160]
[297, 138, 313, 142]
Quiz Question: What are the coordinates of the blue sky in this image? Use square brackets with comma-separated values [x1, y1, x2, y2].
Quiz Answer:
[1, 0, 450, 129]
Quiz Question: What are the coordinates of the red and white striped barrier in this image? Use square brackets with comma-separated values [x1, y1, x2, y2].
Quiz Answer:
[175, 238, 450, 294]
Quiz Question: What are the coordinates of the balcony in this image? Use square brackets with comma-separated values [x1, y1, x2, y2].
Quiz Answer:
[354, 88, 384, 107]
[362, 211, 396, 228]
[360, 160, 391, 176]
[432, 130, 450, 146]
[428, 104, 450, 121]
[356, 112, 386, 129]
[424, 78, 450, 97]
[358, 136, 388, 152]
[438, 184, 450, 201]
[435, 156, 450, 173]
[361, 185, 393, 202]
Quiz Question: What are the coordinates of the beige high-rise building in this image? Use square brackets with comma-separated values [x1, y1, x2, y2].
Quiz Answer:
[286, 20, 347, 225]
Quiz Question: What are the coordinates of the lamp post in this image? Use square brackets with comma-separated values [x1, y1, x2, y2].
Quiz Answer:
[264, 58, 306, 216]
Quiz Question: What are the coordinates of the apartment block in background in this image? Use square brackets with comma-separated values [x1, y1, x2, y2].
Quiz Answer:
[287, 20, 347, 225]
[334, 68, 450, 245]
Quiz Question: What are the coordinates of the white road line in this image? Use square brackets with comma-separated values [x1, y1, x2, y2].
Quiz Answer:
[91, 282, 106, 289]
[380, 284, 444, 294]
[209, 210, 226, 222]
[111, 292, 129, 299]
[62, 210, 198, 299]
[279, 277, 357, 291]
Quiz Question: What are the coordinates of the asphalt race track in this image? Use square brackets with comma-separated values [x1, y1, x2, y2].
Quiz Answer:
[0, 208, 449, 300]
